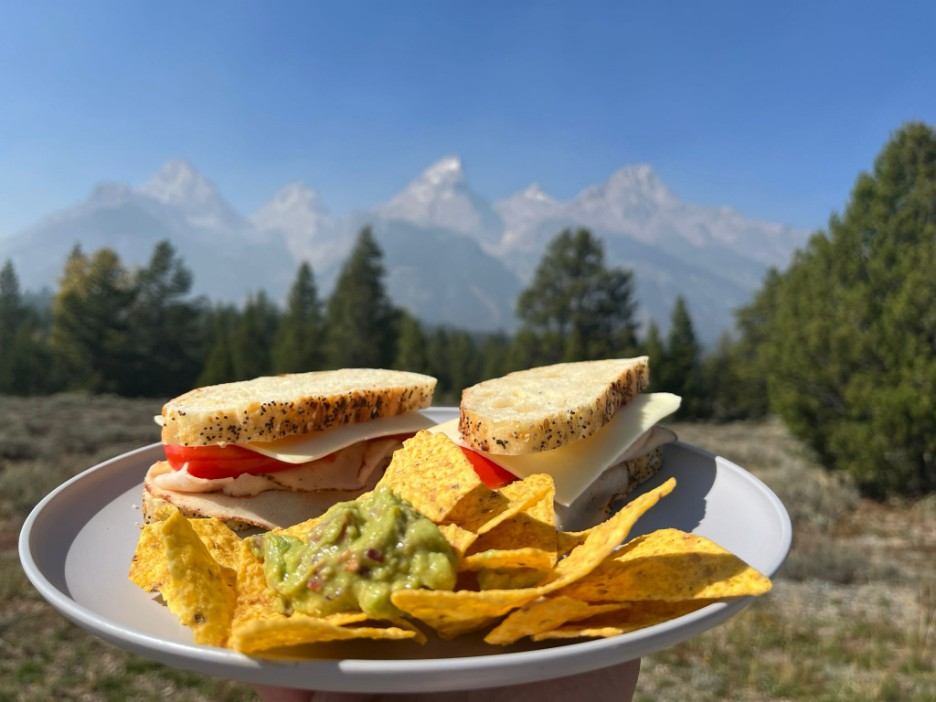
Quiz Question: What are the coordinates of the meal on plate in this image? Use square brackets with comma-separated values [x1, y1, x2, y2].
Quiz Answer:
[129, 361, 772, 655]
[143, 368, 437, 530]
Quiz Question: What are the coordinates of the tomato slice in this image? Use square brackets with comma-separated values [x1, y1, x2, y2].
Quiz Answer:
[459, 446, 517, 489]
[164, 444, 303, 480]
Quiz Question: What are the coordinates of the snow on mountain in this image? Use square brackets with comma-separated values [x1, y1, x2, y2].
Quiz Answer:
[0, 161, 294, 301]
[374, 156, 504, 249]
[140, 158, 246, 232]
[251, 183, 347, 271]
[0, 156, 809, 341]
[492, 164, 810, 338]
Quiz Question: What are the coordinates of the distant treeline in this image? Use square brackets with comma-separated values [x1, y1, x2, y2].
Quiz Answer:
[0, 227, 735, 415]
[2, 123, 936, 497]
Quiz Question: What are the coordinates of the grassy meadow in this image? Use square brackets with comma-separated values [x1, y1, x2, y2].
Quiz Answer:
[1, 395, 933, 701]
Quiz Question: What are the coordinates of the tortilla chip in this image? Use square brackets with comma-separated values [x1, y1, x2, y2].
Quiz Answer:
[448, 473, 553, 534]
[556, 528, 772, 602]
[378, 431, 484, 523]
[485, 596, 629, 645]
[477, 568, 548, 590]
[390, 587, 539, 639]
[460, 547, 555, 573]
[465, 478, 558, 572]
[231, 538, 288, 627]
[438, 523, 479, 558]
[531, 599, 716, 640]
[189, 518, 241, 591]
[160, 511, 236, 647]
[230, 615, 422, 653]
[129, 522, 169, 593]
[556, 530, 586, 556]
[544, 478, 676, 590]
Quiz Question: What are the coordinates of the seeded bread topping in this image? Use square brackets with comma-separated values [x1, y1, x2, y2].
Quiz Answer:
[458, 358, 650, 455]
[161, 369, 436, 447]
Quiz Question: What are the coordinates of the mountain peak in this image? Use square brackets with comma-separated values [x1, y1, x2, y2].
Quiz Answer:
[605, 164, 675, 205]
[376, 156, 502, 243]
[138, 159, 244, 230]
[416, 155, 465, 189]
[140, 159, 217, 206]
[520, 182, 555, 203]
[265, 182, 327, 212]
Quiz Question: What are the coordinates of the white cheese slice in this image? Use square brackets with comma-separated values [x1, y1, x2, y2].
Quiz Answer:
[242, 411, 435, 464]
[431, 393, 681, 507]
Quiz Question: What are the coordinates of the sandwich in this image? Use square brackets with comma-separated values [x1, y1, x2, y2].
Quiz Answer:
[431, 357, 680, 530]
[142, 368, 437, 530]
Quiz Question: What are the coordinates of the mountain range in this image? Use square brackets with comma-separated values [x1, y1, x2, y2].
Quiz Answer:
[0, 157, 810, 342]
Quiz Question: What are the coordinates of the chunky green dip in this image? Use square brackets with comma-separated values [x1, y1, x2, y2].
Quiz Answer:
[252, 486, 457, 619]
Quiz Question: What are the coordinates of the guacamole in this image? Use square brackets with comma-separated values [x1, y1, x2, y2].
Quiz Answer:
[252, 486, 457, 619]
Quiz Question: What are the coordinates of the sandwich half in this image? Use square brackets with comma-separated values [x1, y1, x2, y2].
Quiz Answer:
[143, 368, 437, 530]
[432, 357, 680, 530]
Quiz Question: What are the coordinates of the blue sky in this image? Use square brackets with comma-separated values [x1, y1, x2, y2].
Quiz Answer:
[1, 1, 934, 237]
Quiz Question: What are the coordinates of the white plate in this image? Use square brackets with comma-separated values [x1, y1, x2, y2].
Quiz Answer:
[19, 407, 791, 694]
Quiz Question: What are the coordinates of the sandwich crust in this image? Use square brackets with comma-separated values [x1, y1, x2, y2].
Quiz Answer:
[458, 358, 650, 455]
[160, 369, 436, 447]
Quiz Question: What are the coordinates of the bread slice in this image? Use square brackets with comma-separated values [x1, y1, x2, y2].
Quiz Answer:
[160, 369, 436, 447]
[458, 357, 650, 455]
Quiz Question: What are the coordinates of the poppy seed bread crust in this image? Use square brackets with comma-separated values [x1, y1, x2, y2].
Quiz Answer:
[160, 368, 437, 447]
[458, 358, 650, 455]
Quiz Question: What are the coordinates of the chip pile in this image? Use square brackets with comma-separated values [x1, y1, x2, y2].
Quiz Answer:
[129, 430, 772, 654]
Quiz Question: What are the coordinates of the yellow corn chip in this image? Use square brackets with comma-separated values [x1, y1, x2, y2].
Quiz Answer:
[448, 473, 553, 535]
[460, 547, 555, 572]
[390, 588, 539, 639]
[531, 599, 716, 641]
[485, 596, 629, 645]
[129, 522, 168, 593]
[544, 478, 677, 590]
[231, 538, 287, 627]
[476, 568, 548, 590]
[189, 518, 241, 591]
[230, 615, 423, 653]
[466, 478, 558, 571]
[379, 431, 484, 523]
[444, 487, 512, 533]
[160, 511, 236, 647]
[556, 528, 772, 602]
[438, 523, 478, 558]
[556, 530, 586, 556]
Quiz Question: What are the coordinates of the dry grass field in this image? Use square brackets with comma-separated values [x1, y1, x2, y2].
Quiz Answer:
[1, 395, 933, 701]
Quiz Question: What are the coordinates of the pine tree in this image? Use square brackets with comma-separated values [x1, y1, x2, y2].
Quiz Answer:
[322, 227, 397, 368]
[127, 241, 204, 396]
[198, 304, 239, 386]
[393, 312, 429, 374]
[663, 295, 703, 418]
[730, 268, 781, 419]
[516, 228, 639, 365]
[758, 122, 936, 495]
[640, 320, 667, 390]
[231, 291, 280, 380]
[0, 260, 52, 394]
[477, 331, 511, 381]
[272, 262, 324, 373]
[0, 260, 23, 390]
[445, 329, 479, 399]
[51, 246, 135, 392]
